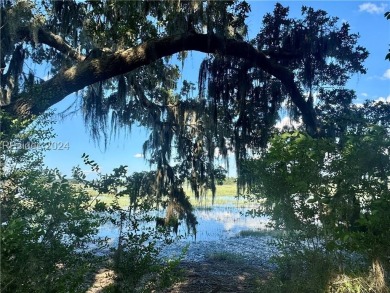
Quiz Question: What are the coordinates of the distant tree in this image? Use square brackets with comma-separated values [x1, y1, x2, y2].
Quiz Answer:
[1, 1, 368, 219]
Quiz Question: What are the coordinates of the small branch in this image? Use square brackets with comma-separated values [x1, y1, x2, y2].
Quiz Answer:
[17, 26, 85, 62]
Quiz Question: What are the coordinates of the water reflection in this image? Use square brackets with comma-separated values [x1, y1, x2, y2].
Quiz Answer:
[171, 205, 268, 241]
[98, 200, 269, 244]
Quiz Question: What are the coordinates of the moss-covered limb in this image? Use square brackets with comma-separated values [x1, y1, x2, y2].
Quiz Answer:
[3, 31, 317, 135]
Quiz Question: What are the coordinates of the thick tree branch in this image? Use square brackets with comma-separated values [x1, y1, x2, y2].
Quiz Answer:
[17, 26, 85, 62]
[3, 32, 318, 134]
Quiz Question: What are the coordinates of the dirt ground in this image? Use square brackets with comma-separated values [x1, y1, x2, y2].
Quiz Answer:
[85, 267, 116, 293]
[163, 259, 271, 293]
[85, 258, 271, 293]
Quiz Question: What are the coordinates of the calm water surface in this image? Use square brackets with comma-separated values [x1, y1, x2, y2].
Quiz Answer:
[98, 196, 270, 244]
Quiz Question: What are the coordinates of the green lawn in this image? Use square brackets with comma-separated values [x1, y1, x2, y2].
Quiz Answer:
[83, 183, 245, 208]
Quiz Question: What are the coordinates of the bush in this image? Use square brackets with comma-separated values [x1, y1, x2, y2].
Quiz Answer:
[74, 158, 186, 292]
[257, 245, 389, 293]
[242, 127, 390, 271]
[244, 122, 390, 292]
[0, 113, 183, 292]
[0, 114, 103, 292]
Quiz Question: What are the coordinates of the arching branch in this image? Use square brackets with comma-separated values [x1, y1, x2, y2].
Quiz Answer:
[2, 31, 318, 135]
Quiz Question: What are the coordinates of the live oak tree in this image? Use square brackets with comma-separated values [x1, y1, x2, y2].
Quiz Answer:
[1, 1, 368, 226]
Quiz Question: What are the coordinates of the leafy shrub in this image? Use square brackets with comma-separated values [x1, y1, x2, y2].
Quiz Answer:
[74, 157, 186, 292]
[0, 114, 103, 292]
[243, 106, 390, 292]
[242, 126, 390, 267]
[257, 243, 388, 293]
[1, 112, 184, 292]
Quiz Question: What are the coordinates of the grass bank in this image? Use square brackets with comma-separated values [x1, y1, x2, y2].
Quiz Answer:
[84, 184, 247, 208]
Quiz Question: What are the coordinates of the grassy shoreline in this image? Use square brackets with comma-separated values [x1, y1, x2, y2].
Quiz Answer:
[84, 184, 249, 208]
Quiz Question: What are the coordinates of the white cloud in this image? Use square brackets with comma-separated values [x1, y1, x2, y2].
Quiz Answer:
[134, 153, 144, 158]
[354, 103, 364, 108]
[361, 92, 368, 97]
[359, 2, 388, 14]
[382, 69, 390, 80]
[275, 117, 302, 130]
[374, 95, 390, 104]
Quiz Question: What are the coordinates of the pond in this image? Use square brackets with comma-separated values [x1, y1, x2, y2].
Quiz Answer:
[97, 196, 270, 244]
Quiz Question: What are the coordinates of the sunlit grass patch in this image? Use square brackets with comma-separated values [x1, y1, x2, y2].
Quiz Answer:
[255, 249, 390, 293]
[185, 184, 249, 207]
[206, 252, 243, 264]
[92, 195, 130, 208]
[214, 184, 238, 196]
[184, 184, 237, 197]
[81, 183, 251, 209]
[329, 259, 388, 293]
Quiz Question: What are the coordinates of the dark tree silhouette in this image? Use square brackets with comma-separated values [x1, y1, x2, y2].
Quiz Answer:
[1, 2, 368, 222]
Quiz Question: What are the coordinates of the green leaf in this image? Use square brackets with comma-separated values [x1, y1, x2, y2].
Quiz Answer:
[281, 132, 292, 139]
[320, 197, 330, 204]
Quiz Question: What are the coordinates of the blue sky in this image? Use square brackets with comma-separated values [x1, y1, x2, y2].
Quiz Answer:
[43, 1, 390, 179]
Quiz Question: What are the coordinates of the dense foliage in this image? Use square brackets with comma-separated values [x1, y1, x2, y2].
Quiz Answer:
[0, 113, 102, 292]
[0, 113, 183, 292]
[1, 2, 368, 218]
[1, 2, 389, 291]
[242, 101, 390, 291]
